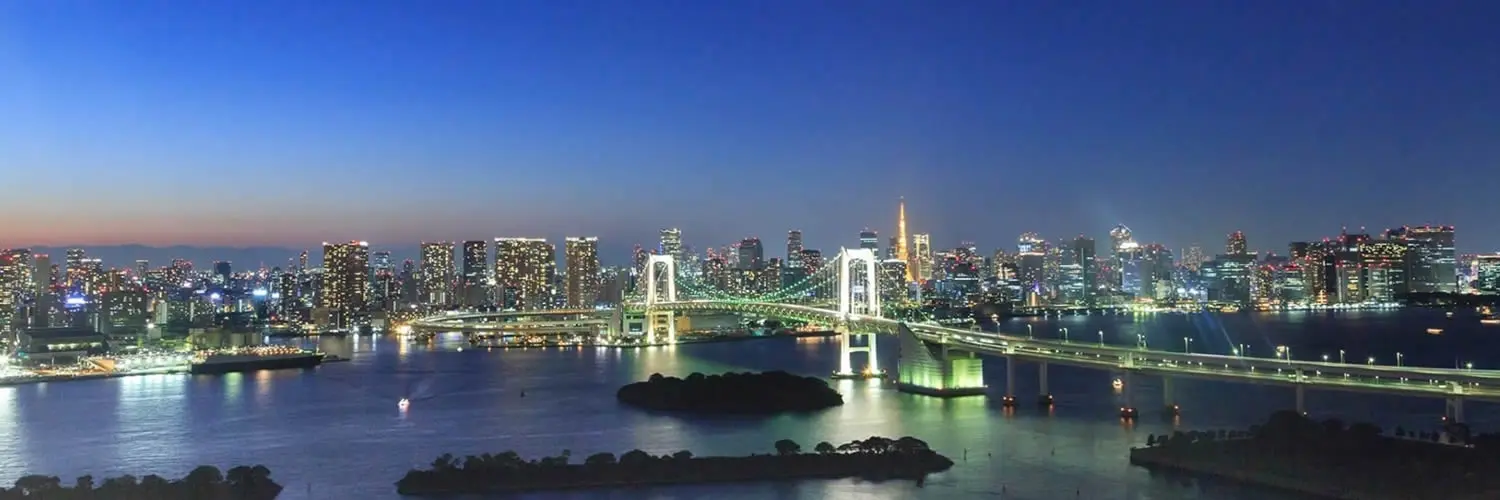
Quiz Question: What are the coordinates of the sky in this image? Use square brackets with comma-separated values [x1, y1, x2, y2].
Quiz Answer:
[3, 0, 1498, 264]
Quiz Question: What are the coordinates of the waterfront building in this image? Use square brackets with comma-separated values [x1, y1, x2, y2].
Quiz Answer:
[565, 237, 601, 308]
[419, 242, 455, 307]
[320, 241, 370, 329]
[460, 240, 489, 307]
[1386, 225, 1457, 294]
[1475, 254, 1500, 293]
[494, 238, 556, 311]
[1360, 240, 1408, 302]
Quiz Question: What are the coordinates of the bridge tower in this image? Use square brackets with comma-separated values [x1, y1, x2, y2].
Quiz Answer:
[834, 248, 882, 378]
[893, 324, 986, 396]
[644, 254, 677, 344]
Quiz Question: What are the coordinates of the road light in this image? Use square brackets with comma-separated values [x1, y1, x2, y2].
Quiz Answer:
[1368, 356, 1375, 366]
[1339, 349, 1345, 364]
[1396, 352, 1403, 367]
[1098, 330, 1104, 346]
[1182, 337, 1193, 354]
[1061, 327, 1069, 342]
[1322, 354, 1329, 362]
[1026, 324, 1033, 340]
[1467, 362, 1474, 371]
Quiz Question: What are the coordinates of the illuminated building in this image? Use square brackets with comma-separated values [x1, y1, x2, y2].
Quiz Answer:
[371, 251, 396, 312]
[737, 237, 764, 270]
[1016, 233, 1045, 299]
[101, 289, 149, 340]
[1071, 237, 1096, 302]
[859, 229, 879, 252]
[896, 197, 911, 281]
[461, 240, 489, 307]
[565, 237, 601, 308]
[1476, 255, 1500, 293]
[1141, 244, 1172, 301]
[659, 228, 682, 260]
[134, 260, 149, 281]
[320, 241, 370, 328]
[0, 249, 34, 296]
[33, 254, 51, 293]
[64, 248, 85, 287]
[701, 253, 730, 291]
[494, 238, 556, 311]
[912, 233, 932, 281]
[1226, 231, 1248, 255]
[76, 259, 105, 297]
[786, 230, 803, 269]
[1387, 225, 1457, 294]
[213, 261, 231, 286]
[886, 236, 899, 260]
[1359, 240, 1407, 302]
[419, 242, 455, 306]
[1181, 246, 1206, 272]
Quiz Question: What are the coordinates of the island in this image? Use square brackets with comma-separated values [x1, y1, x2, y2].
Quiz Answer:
[617, 371, 843, 413]
[395, 436, 954, 496]
[1130, 410, 1500, 500]
[0, 465, 282, 499]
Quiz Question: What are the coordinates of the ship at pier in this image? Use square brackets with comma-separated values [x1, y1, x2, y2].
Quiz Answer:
[189, 346, 324, 375]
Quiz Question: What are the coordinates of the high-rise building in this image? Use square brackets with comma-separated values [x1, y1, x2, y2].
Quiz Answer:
[859, 229, 879, 252]
[1475, 255, 1500, 293]
[33, 254, 51, 293]
[565, 237, 601, 308]
[495, 238, 556, 310]
[1226, 231, 1248, 255]
[419, 242, 455, 307]
[320, 241, 370, 328]
[897, 197, 912, 281]
[461, 240, 489, 307]
[786, 230, 804, 269]
[911, 233, 932, 281]
[1359, 240, 1407, 302]
[64, 248, 86, 288]
[660, 228, 683, 260]
[134, 260, 149, 281]
[885, 236, 899, 260]
[737, 237, 764, 270]
[1071, 236, 1096, 303]
[213, 261, 232, 285]
[1387, 225, 1456, 294]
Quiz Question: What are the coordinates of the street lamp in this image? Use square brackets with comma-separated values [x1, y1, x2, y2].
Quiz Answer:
[1322, 354, 1329, 362]
[1060, 327, 1069, 342]
[1467, 362, 1474, 371]
[1339, 349, 1345, 364]
[1098, 330, 1104, 346]
[1183, 337, 1193, 354]
[1026, 324, 1033, 340]
[1368, 356, 1375, 366]
[1396, 352, 1403, 368]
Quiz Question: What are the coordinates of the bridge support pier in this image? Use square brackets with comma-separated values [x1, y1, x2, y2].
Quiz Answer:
[1001, 356, 1017, 406]
[833, 326, 880, 379]
[1119, 371, 1137, 419]
[894, 323, 986, 397]
[1037, 362, 1053, 406]
[1446, 397, 1465, 424]
[1162, 376, 1179, 416]
[1295, 385, 1306, 415]
[645, 309, 676, 345]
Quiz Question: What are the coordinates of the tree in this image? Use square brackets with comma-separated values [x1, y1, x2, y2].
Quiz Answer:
[814, 441, 836, 455]
[671, 450, 693, 461]
[774, 439, 802, 456]
[73, 475, 95, 492]
[584, 452, 617, 466]
[431, 453, 457, 471]
[894, 436, 930, 454]
[1146, 434, 1157, 447]
[13, 476, 60, 495]
[649, 373, 665, 383]
[619, 449, 654, 466]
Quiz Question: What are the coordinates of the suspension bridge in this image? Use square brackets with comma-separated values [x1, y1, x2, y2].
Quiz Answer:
[412, 248, 1500, 421]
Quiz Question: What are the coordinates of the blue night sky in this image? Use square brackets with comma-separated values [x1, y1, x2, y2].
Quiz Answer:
[3, 0, 1498, 263]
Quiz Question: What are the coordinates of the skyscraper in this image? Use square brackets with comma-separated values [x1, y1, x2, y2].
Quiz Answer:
[786, 230, 804, 269]
[859, 229, 878, 252]
[1072, 236, 1097, 303]
[320, 241, 370, 328]
[461, 240, 489, 306]
[911, 233, 932, 281]
[659, 228, 682, 260]
[565, 237, 600, 308]
[737, 237, 764, 270]
[495, 238, 556, 310]
[419, 242, 455, 306]
[1388, 225, 1457, 294]
[896, 198, 911, 281]
[1227, 231, 1249, 255]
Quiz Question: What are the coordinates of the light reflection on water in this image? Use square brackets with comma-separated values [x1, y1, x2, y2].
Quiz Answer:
[5, 310, 1492, 499]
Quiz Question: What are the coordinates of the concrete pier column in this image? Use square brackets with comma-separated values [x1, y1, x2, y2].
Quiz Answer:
[1120, 371, 1138, 419]
[1447, 397, 1466, 424]
[1037, 362, 1053, 406]
[1295, 385, 1306, 414]
[1002, 356, 1017, 406]
[1162, 376, 1179, 415]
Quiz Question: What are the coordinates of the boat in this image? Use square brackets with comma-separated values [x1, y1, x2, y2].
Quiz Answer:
[1446, 311, 1455, 318]
[189, 348, 324, 375]
[398, 398, 410, 411]
[1481, 307, 1499, 325]
[1111, 378, 1124, 390]
[1427, 328, 1443, 335]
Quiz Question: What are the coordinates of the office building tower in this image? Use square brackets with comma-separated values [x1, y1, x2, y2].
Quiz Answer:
[565, 237, 601, 308]
[33, 254, 51, 293]
[1109, 225, 1135, 255]
[461, 240, 489, 306]
[737, 237, 764, 270]
[1359, 240, 1407, 302]
[495, 238, 556, 310]
[64, 248, 85, 288]
[1387, 225, 1457, 294]
[1072, 236, 1097, 302]
[786, 230, 804, 269]
[859, 229, 879, 252]
[886, 236, 899, 260]
[134, 260, 149, 281]
[879, 259, 908, 303]
[660, 228, 683, 260]
[320, 241, 370, 328]
[911, 233, 932, 281]
[1475, 255, 1500, 293]
[214, 261, 232, 285]
[1226, 231, 1249, 255]
[1182, 245, 1206, 272]
[420, 242, 455, 306]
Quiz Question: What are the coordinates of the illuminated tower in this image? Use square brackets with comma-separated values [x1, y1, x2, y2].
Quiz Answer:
[419, 242, 455, 306]
[565, 237, 601, 308]
[320, 241, 370, 328]
[897, 197, 911, 281]
[495, 238, 556, 310]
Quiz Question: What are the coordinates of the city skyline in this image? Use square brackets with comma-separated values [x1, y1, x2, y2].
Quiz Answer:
[3, 2, 1498, 252]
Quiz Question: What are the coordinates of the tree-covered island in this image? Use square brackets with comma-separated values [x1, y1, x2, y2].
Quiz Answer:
[395, 436, 953, 495]
[1132, 410, 1500, 500]
[617, 371, 843, 413]
[0, 465, 282, 499]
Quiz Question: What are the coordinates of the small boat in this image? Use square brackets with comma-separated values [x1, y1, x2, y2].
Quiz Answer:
[1111, 378, 1124, 390]
[1482, 317, 1500, 326]
[1427, 328, 1443, 335]
[398, 398, 410, 411]
[1446, 311, 1455, 318]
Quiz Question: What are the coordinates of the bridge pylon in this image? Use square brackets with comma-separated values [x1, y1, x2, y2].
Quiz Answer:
[834, 248, 883, 378]
[644, 254, 677, 344]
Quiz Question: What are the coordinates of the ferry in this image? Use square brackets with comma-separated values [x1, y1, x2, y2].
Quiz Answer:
[189, 347, 324, 375]
[1426, 328, 1444, 335]
[1481, 307, 1500, 325]
[1112, 378, 1124, 390]
[398, 398, 410, 411]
